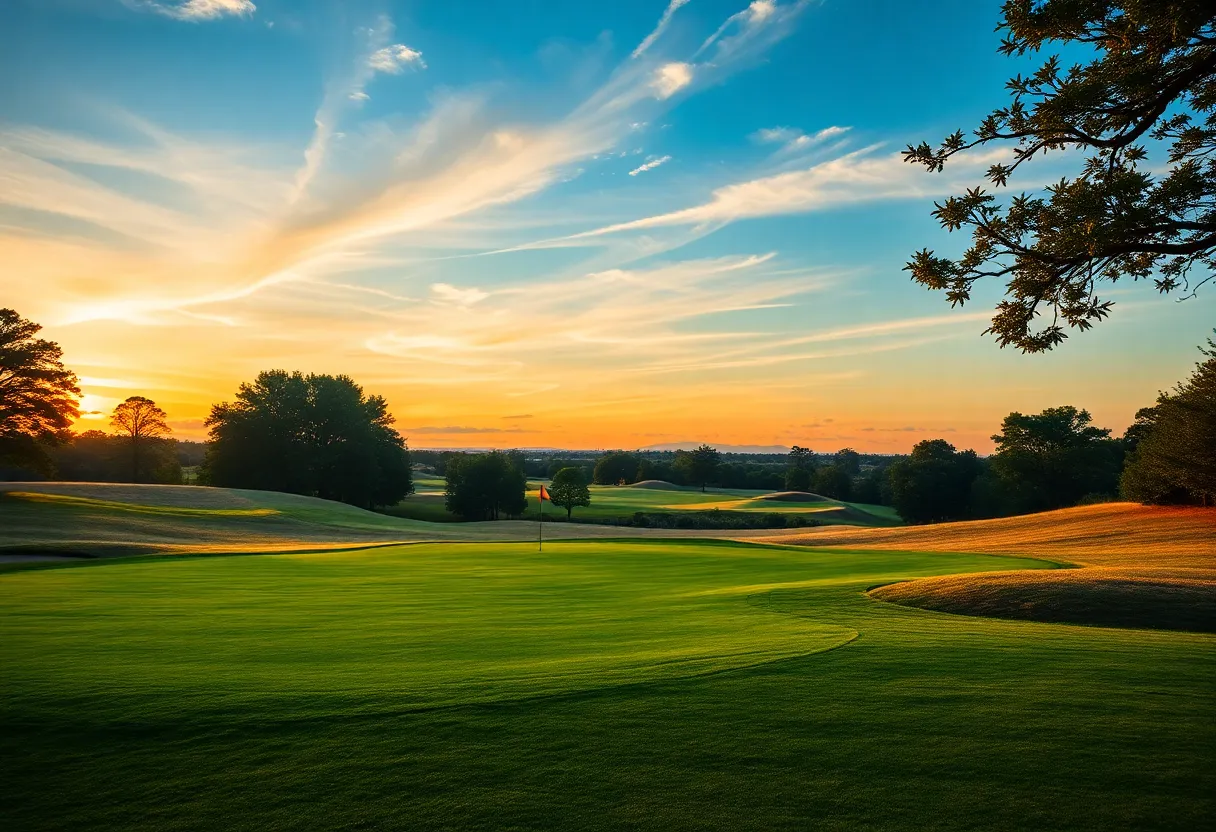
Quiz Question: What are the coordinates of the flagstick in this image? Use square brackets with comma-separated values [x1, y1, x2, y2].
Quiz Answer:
[538, 485, 544, 552]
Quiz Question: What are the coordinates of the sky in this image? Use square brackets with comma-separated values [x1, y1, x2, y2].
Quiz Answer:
[2, 0, 1212, 453]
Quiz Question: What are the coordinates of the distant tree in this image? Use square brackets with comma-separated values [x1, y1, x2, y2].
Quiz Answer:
[989, 406, 1124, 511]
[905, 2, 1216, 351]
[444, 451, 527, 520]
[0, 308, 79, 475]
[853, 462, 893, 506]
[886, 439, 982, 523]
[548, 466, 591, 519]
[110, 396, 171, 483]
[205, 370, 412, 508]
[1121, 334, 1216, 504]
[52, 429, 180, 484]
[813, 465, 853, 501]
[674, 444, 721, 492]
[784, 466, 812, 492]
[834, 448, 861, 476]
[593, 451, 641, 485]
[789, 445, 816, 470]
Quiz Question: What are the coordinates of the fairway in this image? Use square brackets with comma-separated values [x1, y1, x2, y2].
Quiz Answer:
[388, 480, 901, 526]
[2, 536, 1212, 831]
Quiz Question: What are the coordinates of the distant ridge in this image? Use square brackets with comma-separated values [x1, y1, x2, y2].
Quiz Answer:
[639, 442, 792, 454]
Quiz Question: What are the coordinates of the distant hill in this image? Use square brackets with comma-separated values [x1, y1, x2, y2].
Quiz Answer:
[639, 442, 792, 454]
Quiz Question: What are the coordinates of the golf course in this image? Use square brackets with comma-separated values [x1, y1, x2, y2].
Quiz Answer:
[2, 483, 1212, 831]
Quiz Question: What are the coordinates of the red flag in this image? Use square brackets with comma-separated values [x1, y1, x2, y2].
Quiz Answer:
[539, 484, 550, 501]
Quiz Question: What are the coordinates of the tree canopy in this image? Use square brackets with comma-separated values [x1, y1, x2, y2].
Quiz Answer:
[547, 466, 591, 519]
[1121, 333, 1216, 504]
[593, 451, 641, 485]
[887, 440, 982, 524]
[204, 370, 412, 508]
[905, 1, 1216, 351]
[0, 308, 79, 474]
[674, 444, 721, 492]
[444, 452, 527, 520]
[988, 405, 1124, 511]
[111, 396, 170, 483]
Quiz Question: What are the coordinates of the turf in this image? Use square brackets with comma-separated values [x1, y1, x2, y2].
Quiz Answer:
[1, 538, 1212, 831]
[386, 482, 900, 526]
[0, 484, 784, 558]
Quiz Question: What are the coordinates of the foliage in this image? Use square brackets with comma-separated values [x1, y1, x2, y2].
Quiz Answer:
[444, 451, 527, 520]
[593, 451, 641, 485]
[1121, 334, 1216, 503]
[833, 448, 861, 475]
[788, 445, 816, 470]
[812, 464, 852, 501]
[673, 444, 721, 492]
[905, 2, 1216, 351]
[110, 396, 171, 483]
[886, 439, 982, 524]
[51, 430, 182, 485]
[204, 370, 412, 508]
[547, 466, 591, 519]
[0, 308, 79, 474]
[989, 405, 1124, 512]
[784, 466, 812, 492]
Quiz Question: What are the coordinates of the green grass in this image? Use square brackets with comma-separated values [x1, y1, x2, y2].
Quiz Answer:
[1, 539, 1211, 830]
[387, 482, 899, 526]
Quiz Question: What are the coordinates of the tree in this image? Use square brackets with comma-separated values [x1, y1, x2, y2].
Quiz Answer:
[444, 452, 527, 520]
[593, 451, 641, 485]
[0, 308, 79, 474]
[674, 444, 720, 492]
[784, 466, 812, 492]
[989, 405, 1124, 512]
[204, 371, 412, 508]
[813, 464, 852, 501]
[789, 445, 816, 470]
[110, 396, 171, 483]
[834, 448, 861, 476]
[1121, 333, 1216, 504]
[905, 2, 1216, 352]
[785, 445, 816, 490]
[886, 440, 982, 524]
[548, 466, 591, 519]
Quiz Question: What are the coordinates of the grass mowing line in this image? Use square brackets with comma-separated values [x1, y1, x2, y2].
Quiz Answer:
[1, 537, 1210, 831]
[4, 490, 279, 517]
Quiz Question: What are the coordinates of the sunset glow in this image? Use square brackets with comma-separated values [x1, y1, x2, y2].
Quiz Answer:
[3, 0, 1212, 451]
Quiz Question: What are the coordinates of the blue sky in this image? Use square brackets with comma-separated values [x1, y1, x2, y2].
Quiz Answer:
[2, 0, 1212, 451]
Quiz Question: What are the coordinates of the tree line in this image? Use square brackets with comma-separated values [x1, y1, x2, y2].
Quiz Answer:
[2, 306, 1213, 521]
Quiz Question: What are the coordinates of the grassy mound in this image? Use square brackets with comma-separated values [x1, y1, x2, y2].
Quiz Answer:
[872, 570, 1216, 633]
[769, 503, 1216, 634]
[755, 490, 831, 502]
[763, 502, 1216, 565]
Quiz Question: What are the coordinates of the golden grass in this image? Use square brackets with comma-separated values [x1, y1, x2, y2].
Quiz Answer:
[762, 502, 1216, 568]
[764, 503, 1216, 632]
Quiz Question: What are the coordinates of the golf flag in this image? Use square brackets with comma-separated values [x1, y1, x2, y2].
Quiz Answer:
[539, 484, 550, 502]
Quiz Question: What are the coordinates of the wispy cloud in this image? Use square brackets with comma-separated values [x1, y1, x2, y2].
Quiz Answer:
[368, 44, 426, 73]
[633, 0, 692, 58]
[562, 145, 1004, 240]
[753, 125, 850, 153]
[128, 0, 256, 21]
[651, 62, 694, 98]
[629, 155, 672, 176]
